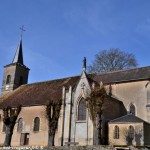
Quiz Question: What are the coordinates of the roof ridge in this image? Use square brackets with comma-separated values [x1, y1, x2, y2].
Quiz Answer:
[24, 75, 80, 86]
[110, 114, 131, 122]
[96, 66, 150, 76]
[22, 65, 150, 87]
[109, 114, 150, 124]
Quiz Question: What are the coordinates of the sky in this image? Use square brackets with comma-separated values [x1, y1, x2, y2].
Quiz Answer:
[0, 0, 150, 87]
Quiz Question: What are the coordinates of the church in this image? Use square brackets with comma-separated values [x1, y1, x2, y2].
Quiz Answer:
[0, 39, 150, 147]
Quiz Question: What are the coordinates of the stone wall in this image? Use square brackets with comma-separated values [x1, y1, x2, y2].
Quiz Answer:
[40, 146, 149, 150]
[0, 146, 149, 150]
[45, 146, 149, 150]
[42, 146, 111, 150]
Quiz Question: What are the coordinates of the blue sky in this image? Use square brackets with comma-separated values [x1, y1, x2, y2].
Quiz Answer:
[0, 0, 150, 86]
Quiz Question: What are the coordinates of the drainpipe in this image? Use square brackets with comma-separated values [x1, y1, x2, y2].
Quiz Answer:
[68, 86, 72, 144]
[86, 100, 89, 145]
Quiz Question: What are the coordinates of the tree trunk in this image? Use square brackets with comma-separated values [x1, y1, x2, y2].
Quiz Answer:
[93, 126, 98, 145]
[93, 113, 102, 145]
[48, 134, 55, 147]
[4, 125, 13, 146]
[97, 113, 102, 145]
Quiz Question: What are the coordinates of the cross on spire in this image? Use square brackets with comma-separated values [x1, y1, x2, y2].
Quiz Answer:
[20, 25, 25, 39]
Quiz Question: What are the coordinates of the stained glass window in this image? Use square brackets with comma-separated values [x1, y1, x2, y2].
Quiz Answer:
[78, 99, 86, 120]
[114, 125, 119, 139]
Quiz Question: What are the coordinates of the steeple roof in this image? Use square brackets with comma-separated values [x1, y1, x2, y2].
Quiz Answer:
[12, 39, 23, 65]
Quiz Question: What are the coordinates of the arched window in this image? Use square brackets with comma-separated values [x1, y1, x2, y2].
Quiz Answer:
[33, 117, 40, 131]
[128, 125, 134, 139]
[6, 75, 11, 84]
[130, 103, 136, 115]
[114, 125, 119, 139]
[3, 123, 6, 133]
[78, 99, 86, 120]
[19, 76, 23, 85]
[17, 118, 23, 132]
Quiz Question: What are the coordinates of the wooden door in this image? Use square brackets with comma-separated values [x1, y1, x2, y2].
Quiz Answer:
[20, 133, 30, 145]
[24, 133, 29, 145]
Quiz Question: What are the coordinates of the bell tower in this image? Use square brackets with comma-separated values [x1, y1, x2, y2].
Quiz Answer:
[1, 39, 30, 96]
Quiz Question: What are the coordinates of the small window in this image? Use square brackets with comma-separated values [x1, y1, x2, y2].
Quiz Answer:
[128, 125, 134, 139]
[130, 103, 136, 115]
[114, 125, 119, 139]
[78, 99, 86, 120]
[17, 118, 23, 132]
[3, 123, 6, 133]
[6, 75, 11, 84]
[33, 117, 40, 132]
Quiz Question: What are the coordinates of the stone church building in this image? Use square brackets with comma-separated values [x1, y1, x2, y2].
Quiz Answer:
[0, 39, 150, 147]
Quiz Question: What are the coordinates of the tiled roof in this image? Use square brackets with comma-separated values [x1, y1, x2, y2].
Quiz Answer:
[93, 66, 150, 84]
[109, 114, 147, 123]
[1, 66, 150, 108]
[0, 76, 80, 108]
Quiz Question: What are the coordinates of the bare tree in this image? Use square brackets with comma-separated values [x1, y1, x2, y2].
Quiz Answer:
[46, 102, 61, 147]
[87, 86, 109, 145]
[3, 106, 21, 146]
[88, 49, 138, 73]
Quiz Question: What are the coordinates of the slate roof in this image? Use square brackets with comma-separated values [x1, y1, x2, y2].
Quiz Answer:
[93, 66, 150, 84]
[4, 40, 29, 70]
[0, 76, 80, 108]
[12, 39, 24, 65]
[109, 114, 147, 123]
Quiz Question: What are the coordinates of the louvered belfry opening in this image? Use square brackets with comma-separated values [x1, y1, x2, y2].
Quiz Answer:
[6, 75, 11, 84]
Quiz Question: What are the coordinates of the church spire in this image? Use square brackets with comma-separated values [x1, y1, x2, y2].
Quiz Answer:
[12, 39, 24, 65]
[1, 26, 29, 96]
